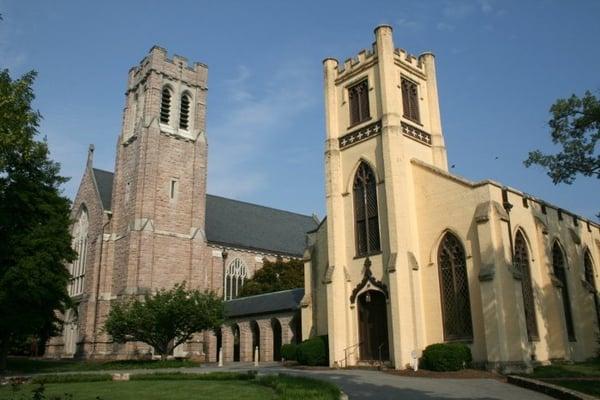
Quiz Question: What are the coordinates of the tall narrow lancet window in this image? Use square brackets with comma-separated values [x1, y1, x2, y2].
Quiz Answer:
[514, 231, 539, 341]
[552, 242, 576, 341]
[160, 87, 172, 124]
[224, 258, 248, 300]
[348, 80, 370, 126]
[353, 162, 380, 257]
[438, 232, 473, 341]
[69, 209, 88, 297]
[401, 77, 420, 123]
[179, 93, 190, 130]
[584, 250, 600, 327]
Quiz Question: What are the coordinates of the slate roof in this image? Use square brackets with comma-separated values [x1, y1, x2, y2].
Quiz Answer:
[205, 195, 317, 256]
[224, 288, 304, 318]
[92, 168, 114, 211]
[87, 170, 317, 256]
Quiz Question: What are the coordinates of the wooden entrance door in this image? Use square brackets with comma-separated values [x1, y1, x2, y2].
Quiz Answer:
[358, 290, 389, 361]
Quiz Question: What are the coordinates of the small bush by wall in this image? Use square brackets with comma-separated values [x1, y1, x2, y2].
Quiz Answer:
[297, 336, 329, 366]
[281, 343, 298, 361]
[420, 343, 472, 371]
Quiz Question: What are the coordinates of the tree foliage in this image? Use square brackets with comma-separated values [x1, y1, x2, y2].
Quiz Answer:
[0, 69, 75, 371]
[104, 283, 224, 359]
[239, 257, 304, 297]
[525, 91, 600, 184]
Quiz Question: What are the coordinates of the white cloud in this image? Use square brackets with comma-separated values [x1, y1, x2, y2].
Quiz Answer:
[396, 18, 422, 31]
[207, 61, 318, 199]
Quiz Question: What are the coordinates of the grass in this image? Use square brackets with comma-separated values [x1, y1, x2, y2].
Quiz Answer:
[549, 380, 600, 397]
[0, 380, 272, 400]
[529, 359, 600, 379]
[0, 372, 340, 400]
[523, 359, 600, 398]
[3, 357, 200, 374]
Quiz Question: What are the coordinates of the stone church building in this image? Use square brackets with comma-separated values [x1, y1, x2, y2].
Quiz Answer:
[49, 26, 600, 371]
[301, 25, 600, 371]
[46, 46, 317, 361]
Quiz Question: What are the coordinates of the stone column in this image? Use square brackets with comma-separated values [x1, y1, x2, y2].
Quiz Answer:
[258, 319, 273, 362]
[205, 330, 217, 362]
[279, 315, 295, 345]
[238, 321, 253, 362]
[221, 326, 233, 363]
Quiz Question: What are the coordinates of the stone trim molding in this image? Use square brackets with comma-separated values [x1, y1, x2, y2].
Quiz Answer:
[349, 258, 389, 303]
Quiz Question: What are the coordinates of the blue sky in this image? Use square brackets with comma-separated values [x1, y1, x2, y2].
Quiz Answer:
[1, 0, 599, 219]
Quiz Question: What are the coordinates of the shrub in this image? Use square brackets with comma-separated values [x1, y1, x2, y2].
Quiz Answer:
[296, 335, 328, 366]
[281, 343, 298, 361]
[420, 343, 472, 371]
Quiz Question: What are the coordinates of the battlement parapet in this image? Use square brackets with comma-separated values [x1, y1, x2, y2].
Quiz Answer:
[394, 48, 425, 72]
[335, 43, 377, 79]
[127, 45, 208, 91]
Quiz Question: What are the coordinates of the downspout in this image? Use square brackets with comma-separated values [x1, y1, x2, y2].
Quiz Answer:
[92, 213, 111, 356]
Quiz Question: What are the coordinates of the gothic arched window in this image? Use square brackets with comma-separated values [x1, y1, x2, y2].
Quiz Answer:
[69, 208, 88, 296]
[584, 250, 600, 326]
[438, 232, 473, 341]
[353, 162, 380, 257]
[179, 93, 191, 130]
[160, 87, 172, 124]
[224, 258, 248, 300]
[514, 231, 539, 341]
[552, 242, 576, 341]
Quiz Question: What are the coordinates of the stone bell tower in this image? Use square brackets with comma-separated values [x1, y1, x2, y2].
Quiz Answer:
[109, 46, 209, 297]
[322, 25, 448, 368]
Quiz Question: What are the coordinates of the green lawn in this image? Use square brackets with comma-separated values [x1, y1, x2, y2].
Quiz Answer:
[0, 380, 272, 400]
[0, 373, 341, 400]
[529, 359, 600, 379]
[524, 359, 600, 398]
[4, 358, 200, 374]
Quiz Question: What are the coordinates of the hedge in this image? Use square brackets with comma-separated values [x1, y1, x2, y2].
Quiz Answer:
[420, 343, 472, 371]
[281, 343, 298, 361]
[296, 335, 328, 366]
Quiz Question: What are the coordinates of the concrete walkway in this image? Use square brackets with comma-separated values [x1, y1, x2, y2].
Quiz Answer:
[9, 363, 554, 400]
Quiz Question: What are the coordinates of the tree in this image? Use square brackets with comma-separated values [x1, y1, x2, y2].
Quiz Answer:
[524, 91, 599, 216]
[239, 257, 304, 297]
[0, 69, 76, 371]
[104, 283, 224, 360]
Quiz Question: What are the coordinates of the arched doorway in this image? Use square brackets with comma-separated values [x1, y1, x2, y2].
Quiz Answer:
[271, 319, 282, 361]
[215, 329, 222, 361]
[232, 324, 240, 362]
[250, 321, 260, 361]
[358, 290, 389, 361]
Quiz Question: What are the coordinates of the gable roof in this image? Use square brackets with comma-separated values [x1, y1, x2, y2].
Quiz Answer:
[86, 170, 317, 256]
[92, 168, 114, 211]
[224, 288, 304, 318]
[205, 195, 317, 256]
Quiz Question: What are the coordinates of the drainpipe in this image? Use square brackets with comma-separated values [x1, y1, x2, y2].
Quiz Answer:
[222, 250, 228, 300]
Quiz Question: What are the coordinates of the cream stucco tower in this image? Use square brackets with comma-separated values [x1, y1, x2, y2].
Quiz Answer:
[321, 25, 447, 368]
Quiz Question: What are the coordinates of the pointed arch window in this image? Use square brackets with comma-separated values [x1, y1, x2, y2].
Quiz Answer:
[584, 250, 600, 327]
[514, 231, 539, 341]
[552, 242, 576, 341]
[69, 209, 88, 296]
[438, 232, 473, 341]
[179, 93, 191, 130]
[160, 87, 172, 124]
[224, 258, 248, 300]
[353, 162, 380, 257]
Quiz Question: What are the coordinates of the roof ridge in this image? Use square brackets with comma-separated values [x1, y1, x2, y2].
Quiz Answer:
[225, 287, 303, 303]
[206, 194, 315, 220]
